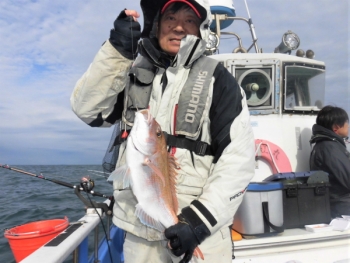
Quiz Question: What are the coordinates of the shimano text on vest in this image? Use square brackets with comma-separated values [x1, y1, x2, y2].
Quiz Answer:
[185, 71, 208, 123]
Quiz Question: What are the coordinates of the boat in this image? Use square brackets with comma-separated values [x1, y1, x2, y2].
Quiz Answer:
[7, 0, 350, 262]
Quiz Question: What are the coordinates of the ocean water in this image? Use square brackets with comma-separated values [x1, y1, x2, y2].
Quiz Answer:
[0, 165, 113, 263]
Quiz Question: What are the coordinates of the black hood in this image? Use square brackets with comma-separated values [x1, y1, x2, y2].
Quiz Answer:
[140, 0, 166, 38]
[138, 38, 174, 68]
[310, 124, 346, 146]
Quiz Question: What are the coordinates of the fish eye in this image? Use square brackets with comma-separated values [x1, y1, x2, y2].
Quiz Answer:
[156, 128, 162, 137]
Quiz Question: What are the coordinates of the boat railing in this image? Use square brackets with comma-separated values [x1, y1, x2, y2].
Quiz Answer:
[21, 199, 121, 263]
[211, 14, 261, 53]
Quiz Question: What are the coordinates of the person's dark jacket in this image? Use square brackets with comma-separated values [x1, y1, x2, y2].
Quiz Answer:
[310, 124, 350, 217]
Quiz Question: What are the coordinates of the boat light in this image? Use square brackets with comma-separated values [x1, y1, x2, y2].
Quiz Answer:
[306, 49, 315, 59]
[206, 31, 220, 52]
[274, 30, 300, 54]
[296, 49, 305, 57]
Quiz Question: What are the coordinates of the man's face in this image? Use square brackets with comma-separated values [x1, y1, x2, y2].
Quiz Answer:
[334, 121, 349, 138]
[158, 4, 201, 56]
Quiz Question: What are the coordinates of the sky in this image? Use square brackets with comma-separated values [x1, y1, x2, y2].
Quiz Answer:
[0, 0, 349, 165]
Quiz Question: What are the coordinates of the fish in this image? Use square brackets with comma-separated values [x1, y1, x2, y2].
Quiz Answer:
[108, 109, 204, 260]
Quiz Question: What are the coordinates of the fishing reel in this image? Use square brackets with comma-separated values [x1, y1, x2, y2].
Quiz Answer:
[80, 176, 95, 192]
[75, 176, 113, 215]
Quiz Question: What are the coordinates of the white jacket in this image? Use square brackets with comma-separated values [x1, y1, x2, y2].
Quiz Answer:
[71, 0, 255, 241]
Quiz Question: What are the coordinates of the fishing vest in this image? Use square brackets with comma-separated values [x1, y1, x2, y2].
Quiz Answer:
[122, 55, 218, 156]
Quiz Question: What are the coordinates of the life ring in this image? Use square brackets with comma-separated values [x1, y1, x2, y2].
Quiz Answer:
[255, 139, 292, 174]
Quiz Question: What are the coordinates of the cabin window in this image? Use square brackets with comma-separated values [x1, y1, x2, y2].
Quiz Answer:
[284, 65, 325, 111]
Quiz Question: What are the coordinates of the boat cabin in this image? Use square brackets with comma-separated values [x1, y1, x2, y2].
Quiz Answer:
[208, 0, 326, 181]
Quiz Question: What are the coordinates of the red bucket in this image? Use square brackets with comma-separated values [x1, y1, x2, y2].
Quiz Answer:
[4, 217, 69, 262]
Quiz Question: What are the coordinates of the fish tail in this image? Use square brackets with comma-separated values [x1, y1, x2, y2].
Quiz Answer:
[193, 247, 204, 260]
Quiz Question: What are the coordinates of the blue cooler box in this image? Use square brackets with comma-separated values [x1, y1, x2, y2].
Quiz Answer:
[233, 182, 284, 236]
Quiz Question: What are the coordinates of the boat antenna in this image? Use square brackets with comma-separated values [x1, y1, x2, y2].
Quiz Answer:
[0, 164, 112, 199]
[244, 0, 260, 52]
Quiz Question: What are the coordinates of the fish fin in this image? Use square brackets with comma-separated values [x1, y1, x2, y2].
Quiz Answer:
[193, 247, 204, 260]
[123, 170, 132, 188]
[107, 164, 131, 188]
[167, 153, 179, 213]
[144, 156, 166, 187]
[135, 204, 165, 232]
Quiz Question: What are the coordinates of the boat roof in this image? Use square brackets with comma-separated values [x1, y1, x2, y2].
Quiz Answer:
[210, 52, 326, 67]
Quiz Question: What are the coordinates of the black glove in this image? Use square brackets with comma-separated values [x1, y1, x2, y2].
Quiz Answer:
[109, 9, 141, 60]
[165, 206, 211, 263]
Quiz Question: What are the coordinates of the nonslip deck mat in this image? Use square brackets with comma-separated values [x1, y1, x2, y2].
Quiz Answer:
[45, 223, 82, 246]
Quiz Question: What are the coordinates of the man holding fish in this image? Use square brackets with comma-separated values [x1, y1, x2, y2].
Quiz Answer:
[71, 0, 255, 262]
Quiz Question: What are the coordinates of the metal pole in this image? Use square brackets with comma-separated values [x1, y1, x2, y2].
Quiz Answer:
[73, 248, 78, 263]
[244, 0, 260, 53]
[94, 225, 100, 263]
[107, 216, 111, 241]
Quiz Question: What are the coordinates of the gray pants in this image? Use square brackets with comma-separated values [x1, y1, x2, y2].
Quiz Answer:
[123, 226, 233, 263]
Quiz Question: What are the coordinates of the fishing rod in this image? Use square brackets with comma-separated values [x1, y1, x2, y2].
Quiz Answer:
[87, 169, 109, 178]
[1, 163, 115, 263]
[0, 164, 112, 199]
